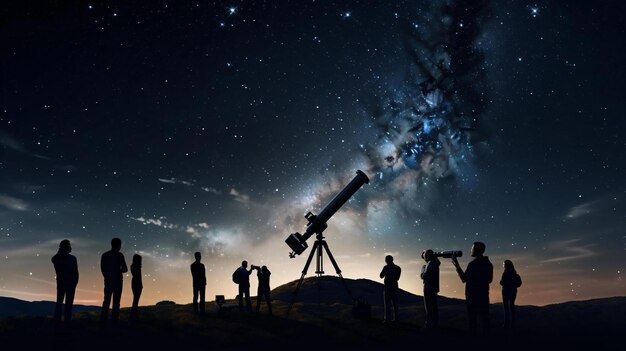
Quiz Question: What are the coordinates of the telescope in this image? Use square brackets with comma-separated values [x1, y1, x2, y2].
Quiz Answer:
[435, 250, 463, 258]
[285, 170, 370, 257]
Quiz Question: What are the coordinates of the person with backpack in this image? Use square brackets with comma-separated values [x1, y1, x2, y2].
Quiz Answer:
[500, 259, 522, 329]
[233, 260, 254, 312]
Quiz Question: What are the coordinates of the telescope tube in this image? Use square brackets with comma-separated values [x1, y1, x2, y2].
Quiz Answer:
[301, 170, 369, 241]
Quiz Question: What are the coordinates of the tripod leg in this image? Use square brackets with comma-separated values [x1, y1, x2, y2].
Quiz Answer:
[321, 241, 354, 301]
[287, 241, 319, 315]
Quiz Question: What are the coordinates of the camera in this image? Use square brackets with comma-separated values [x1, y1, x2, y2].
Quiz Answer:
[251, 264, 260, 270]
[434, 250, 463, 258]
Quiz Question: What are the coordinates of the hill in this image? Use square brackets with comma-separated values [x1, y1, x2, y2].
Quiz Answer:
[0, 277, 624, 350]
[0, 296, 100, 318]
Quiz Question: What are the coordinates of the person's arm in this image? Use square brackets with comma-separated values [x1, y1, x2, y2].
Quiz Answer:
[74, 256, 79, 285]
[452, 256, 466, 283]
[380, 266, 386, 279]
[120, 254, 128, 274]
[487, 261, 493, 284]
[100, 254, 105, 277]
[420, 264, 427, 280]
[397, 266, 401, 280]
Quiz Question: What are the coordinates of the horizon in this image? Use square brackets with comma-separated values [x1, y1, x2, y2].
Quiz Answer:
[1, 1, 624, 310]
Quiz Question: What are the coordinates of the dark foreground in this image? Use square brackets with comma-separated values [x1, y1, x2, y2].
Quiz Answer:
[1, 296, 624, 351]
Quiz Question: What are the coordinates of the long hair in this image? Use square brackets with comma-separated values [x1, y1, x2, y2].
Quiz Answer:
[504, 259, 515, 271]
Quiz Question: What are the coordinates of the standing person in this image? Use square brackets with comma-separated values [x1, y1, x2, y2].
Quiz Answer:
[451, 241, 493, 335]
[51, 239, 79, 323]
[420, 249, 440, 330]
[255, 265, 272, 315]
[190, 252, 206, 315]
[500, 260, 522, 329]
[379, 255, 401, 324]
[130, 254, 143, 322]
[233, 260, 253, 312]
[100, 237, 128, 324]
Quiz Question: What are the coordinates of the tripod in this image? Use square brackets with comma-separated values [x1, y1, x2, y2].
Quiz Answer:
[287, 232, 353, 314]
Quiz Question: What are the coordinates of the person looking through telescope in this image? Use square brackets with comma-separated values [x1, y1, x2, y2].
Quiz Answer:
[379, 255, 401, 324]
[420, 249, 440, 330]
[254, 265, 272, 315]
[451, 241, 493, 335]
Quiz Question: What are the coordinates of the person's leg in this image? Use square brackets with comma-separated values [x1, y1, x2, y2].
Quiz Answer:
[111, 282, 122, 322]
[238, 285, 244, 312]
[383, 289, 390, 322]
[423, 293, 430, 327]
[391, 290, 399, 322]
[245, 287, 252, 311]
[192, 287, 199, 313]
[65, 286, 76, 322]
[54, 286, 64, 322]
[432, 294, 439, 328]
[199, 287, 206, 314]
[265, 290, 272, 315]
[130, 287, 141, 320]
[481, 295, 490, 334]
[256, 290, 262, 313]
[467, 299, 478, 334]
[101, 283, 112, 321]
[503, 294, 511, 328]
[510, 292, 517, 329]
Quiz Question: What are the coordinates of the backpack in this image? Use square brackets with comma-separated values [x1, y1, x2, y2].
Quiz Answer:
[232, 269, 241, 284]
[514, 273, 522, 288]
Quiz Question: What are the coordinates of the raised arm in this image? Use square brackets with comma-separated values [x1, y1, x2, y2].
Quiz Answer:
[452, 256, 466, 283]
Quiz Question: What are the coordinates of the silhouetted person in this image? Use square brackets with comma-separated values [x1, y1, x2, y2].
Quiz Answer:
[255, 265, 272, 315]
[51, 239, 79, 323]
[100, 237, 128, 324]
[190, 252, 206, 314]
[421, 249, 440, 330]
[500, 259, 522, 329]
[451, 241, 493, 335]
[234, 260, 253, 312]
[379, 255, 401, 323]
[130, 254, 142, 322]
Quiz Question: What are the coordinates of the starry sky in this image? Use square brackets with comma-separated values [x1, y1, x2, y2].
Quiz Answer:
[1, 0, 625, 308]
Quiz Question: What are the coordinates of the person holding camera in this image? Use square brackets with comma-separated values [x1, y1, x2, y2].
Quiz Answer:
[233, 260, 254, 312]
[420, 249, 440, 330]
[379, 255, 401, 324]
[254, 265, 272, 315]
[451, 241, 493, 335]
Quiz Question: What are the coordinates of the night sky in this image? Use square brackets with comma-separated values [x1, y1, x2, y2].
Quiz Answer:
[1, 1, 625, 308]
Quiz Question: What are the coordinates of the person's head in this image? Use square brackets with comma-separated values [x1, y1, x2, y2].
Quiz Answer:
[195, 252, 201, 261]
[59, 239, 71, 253]
[422, 249, 434, 262]
[242, 260, 248, 268]
[504, 259, 514, 270]
[471, 241, 486, 257]
[111, 238, 122, 251]
[261, 265, 268, 274]
[385, 255, 394, 264]
[133, 254, 142, 265]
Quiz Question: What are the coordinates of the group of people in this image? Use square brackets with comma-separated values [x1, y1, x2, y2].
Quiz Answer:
[52, 238, 520, 333]
[52, 238, 273, 324]
[190, 255, 273, 315]
[51, 238, 142, 324]
[379, 241, 522, 333]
